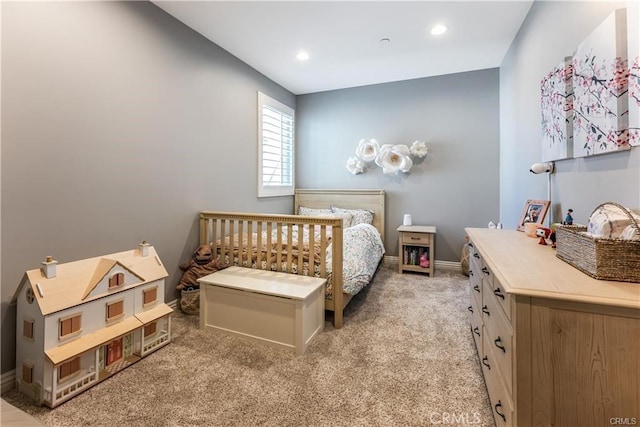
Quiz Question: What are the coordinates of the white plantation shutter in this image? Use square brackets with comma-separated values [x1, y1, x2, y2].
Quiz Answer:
[258, 92, 295, 197]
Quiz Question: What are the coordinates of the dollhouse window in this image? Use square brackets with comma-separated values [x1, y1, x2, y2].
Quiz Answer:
[22, 362, 33, 384]
[108, 272, 125, 288]
[25, 288, 35, 304]
[106, 300, 124, 322]
[144, 322, 157, 337]
[58, 357, 80, 381]
[143, 287, 157, 307]
[59, 314, 82, 339]
[22, 319, 34, 340]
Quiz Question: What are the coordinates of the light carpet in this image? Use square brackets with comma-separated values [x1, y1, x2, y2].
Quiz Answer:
[2, 263, 494, 426]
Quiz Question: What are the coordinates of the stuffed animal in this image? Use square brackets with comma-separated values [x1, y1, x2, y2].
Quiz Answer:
[177, 244, 222, 291]
[536, 227, 552, 245]
[419, 253, 430, 268]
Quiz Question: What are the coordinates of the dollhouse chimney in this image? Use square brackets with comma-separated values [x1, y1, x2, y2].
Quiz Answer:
[41, 256, 58, 279]
[139, 240, 150, 257]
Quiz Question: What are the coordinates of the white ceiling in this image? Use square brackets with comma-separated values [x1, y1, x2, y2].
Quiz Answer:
[153, 1, 534, 95]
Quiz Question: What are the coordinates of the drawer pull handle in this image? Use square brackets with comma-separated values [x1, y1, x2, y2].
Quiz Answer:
[473, 253, 480, 259]
[494, 337, 506, 353]
[481, 267, 490, 276]
[473, 326, 480, 337]
[469, 243, 474, 248]
[494, 401, 506, 422]
[410, 237, 421, 240]
[493, 288, 505, 300]
[482, 355, 491, 369]
[482, 305, 490, 316]
[469, 270, 474, 276]
[467, 306, 473, 313]
[473, 285, 480, 293]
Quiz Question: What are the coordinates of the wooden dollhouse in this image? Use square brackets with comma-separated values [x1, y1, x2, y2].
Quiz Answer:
[11, 242, 173, 408]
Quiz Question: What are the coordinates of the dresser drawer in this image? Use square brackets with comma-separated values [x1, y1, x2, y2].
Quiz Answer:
[491, 276, 512, 320]
[469, 242, 482, 266]
[482, 330, 514, 427]
[470, 273, 482, 301]
[469, 303, 483, 352]
[482, 280, 514, 392]
[402, 232, 430, 245]
[480, 260, 494, 287]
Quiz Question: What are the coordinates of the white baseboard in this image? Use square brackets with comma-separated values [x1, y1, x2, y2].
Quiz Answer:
[167, 299, 177, 310]
[383, 256, 461, 272]
[1, 369, 16, 394]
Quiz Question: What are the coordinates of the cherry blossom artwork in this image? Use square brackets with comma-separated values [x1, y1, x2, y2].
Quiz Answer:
[541, 57, 574, 161]
[629, 3, 640, 146]
[572, 8, 629, 157]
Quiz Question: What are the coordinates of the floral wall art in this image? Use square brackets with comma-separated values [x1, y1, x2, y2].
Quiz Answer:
[572, 8, 629, 157]
[346, 139, 428, 175]
[540, 57, 574, 161]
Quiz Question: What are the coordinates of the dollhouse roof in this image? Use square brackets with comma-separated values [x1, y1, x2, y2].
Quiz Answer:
[12, 246, 168, 316]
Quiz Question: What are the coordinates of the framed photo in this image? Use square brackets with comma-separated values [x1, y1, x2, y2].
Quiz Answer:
[517, 199, 550, 231]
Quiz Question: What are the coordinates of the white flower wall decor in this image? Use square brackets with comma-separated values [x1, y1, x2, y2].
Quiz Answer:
[347, 138, 428, 175]
[346, 157, 364, 175]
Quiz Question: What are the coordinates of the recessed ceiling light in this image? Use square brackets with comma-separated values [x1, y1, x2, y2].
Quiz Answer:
[380, 37, 390, 44]
[296, 51, 310, 61]
[430, 24, 447, 36]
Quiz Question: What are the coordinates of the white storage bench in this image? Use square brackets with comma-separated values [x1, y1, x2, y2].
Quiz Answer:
[197, 266, 326, 354]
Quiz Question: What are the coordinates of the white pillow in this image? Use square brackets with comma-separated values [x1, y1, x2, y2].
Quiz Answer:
[298, 206, 333, 216]
[318, 212, 354, 228]
[331, 206, 374, 226]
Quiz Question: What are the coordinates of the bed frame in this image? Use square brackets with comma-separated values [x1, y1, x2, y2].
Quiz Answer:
[199, 189, 385, 328]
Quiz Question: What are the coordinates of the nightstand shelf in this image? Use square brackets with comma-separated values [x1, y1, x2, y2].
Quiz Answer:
[397, 225, 436, 276]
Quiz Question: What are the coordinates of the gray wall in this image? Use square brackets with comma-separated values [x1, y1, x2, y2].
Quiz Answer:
[500, 1, 639, 226]
[296, 70, 501, 262]
[1, 1, 294, 374]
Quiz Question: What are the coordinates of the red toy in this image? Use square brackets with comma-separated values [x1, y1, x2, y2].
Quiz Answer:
[536, 227, 552, 245]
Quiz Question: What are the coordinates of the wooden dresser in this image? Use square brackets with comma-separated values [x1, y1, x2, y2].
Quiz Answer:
[466, 228, 640, 427]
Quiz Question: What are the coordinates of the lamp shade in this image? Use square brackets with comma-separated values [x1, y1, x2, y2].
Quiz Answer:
[530, 162, 554, 174]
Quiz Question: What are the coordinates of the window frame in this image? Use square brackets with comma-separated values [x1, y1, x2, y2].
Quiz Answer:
[22, 318, 34, 341]
[143, 321, 157, 337]
[108, 272, 125, 289]
[58, 357, 81, 382]
[142, 287, 158, 308]
[257, 92, 295, 198]
[22, 362, 33, 384]
[105, 299, 125, 323]
[58, 313, 82, 340]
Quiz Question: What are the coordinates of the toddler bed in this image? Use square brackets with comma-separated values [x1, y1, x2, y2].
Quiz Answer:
[199, 189, 386, 328]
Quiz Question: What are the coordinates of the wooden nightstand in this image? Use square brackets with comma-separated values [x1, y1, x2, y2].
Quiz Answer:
[397, 225, 436, 276]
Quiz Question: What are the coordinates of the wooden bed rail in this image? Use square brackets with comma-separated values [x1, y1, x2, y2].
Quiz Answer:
[199, 211, 345, 326]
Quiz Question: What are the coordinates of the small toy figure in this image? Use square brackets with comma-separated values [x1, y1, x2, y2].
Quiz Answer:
[564, 209, 574, 225]
[177, 244, 222, 291]
[536, 227, 552, 245]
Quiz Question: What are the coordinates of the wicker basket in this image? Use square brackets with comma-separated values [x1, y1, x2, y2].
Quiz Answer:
[555, 203, 640, 283]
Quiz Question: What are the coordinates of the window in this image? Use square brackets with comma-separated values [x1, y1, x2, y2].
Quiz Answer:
[106, 300, 124, 322]
[143, 287, 157, 307]
[258, 92, 295, 197]
[58, 357, 80, 381]
[22, 362, 33, 384]
[144, 322, 157, 337]
[25, 288, 35, 304]
[109, 272, 125, 288]
[23, 319, 34, 340]
[59, 314, 81, 339]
